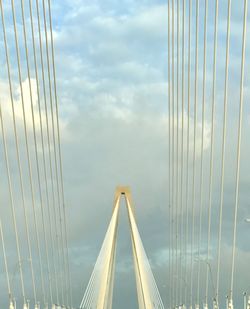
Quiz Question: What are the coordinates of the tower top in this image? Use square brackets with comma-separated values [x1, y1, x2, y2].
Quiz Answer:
[113, 186, 135, 214]
[115, 186, 131, 195]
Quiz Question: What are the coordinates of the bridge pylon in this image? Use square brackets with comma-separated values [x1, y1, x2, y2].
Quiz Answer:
[79, 187, 165, 309]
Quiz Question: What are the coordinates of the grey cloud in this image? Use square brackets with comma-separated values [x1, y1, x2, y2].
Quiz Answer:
[1, 0, 250, 308]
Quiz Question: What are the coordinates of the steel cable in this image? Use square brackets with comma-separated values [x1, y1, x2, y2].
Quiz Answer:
[47, 0, 73, 305]
[167, 1, 173, 308]
[0, 218, 12, 300]
[184, 0, 192, 305]
[34, 0, 62, 303]
[205, 0, 218, 305]
[171, 0, 176, 306]
[19, 0, 55, 304]
[176, 0, 180, 305]
[196, 0, 207, 305]
[180, 0, 185, 304]
[0, 1, 39, 304]
[215, 0, 231, 304]
[41, 0, 68, 303]
[229, 0, 248, 301]
[190, 0, 199, 306]
[27, 0, 59, 304]
[0, 97, 26, 303]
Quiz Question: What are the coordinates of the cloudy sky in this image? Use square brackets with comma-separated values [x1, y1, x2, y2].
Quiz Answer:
[53, 1, 169, 307]
[0, 0, 250, 308]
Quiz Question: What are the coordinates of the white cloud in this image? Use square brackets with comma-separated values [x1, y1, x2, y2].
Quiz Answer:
[1, 0, 250, 308]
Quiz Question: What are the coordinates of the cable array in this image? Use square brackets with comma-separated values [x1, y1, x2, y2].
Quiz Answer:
[167, 1, 249, 309]
[0, 0, 71, 307]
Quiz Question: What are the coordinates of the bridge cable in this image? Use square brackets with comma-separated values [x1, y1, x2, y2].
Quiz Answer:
[0, 1, 49, 304]
[215, 0, 231, 304]
[179, 0, 185, 305]
[167, 1, 173, 308]
[0, 218, 12, 300]
[19, 0, 56, 304]
[127, 199, 165, 309]
[41, 0, 69, 303]
[81, 225, 111, 308]
[0, 1, 41, 305]
[11, 0, 58, 304]
[171, 0, 176, 306]
[80, 203, 117, 307]
[47, 0, 74, 305]
[34, 0, 62, 304]
[197, 0, 207, 305]
[80, 202, 120, 308]
[184, 0, 192, 305]
[205, 0, 218, 305]
[229, 0, 248, 302]
[0, 100, 26, 303]
[190, 0, 199, 307]
[28, 0, 59, 304]
[176, 0, 180, 305]
[83, 225, 116, 309]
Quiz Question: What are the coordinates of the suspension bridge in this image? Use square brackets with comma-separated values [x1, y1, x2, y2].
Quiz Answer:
[0, 0, 250, 309]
